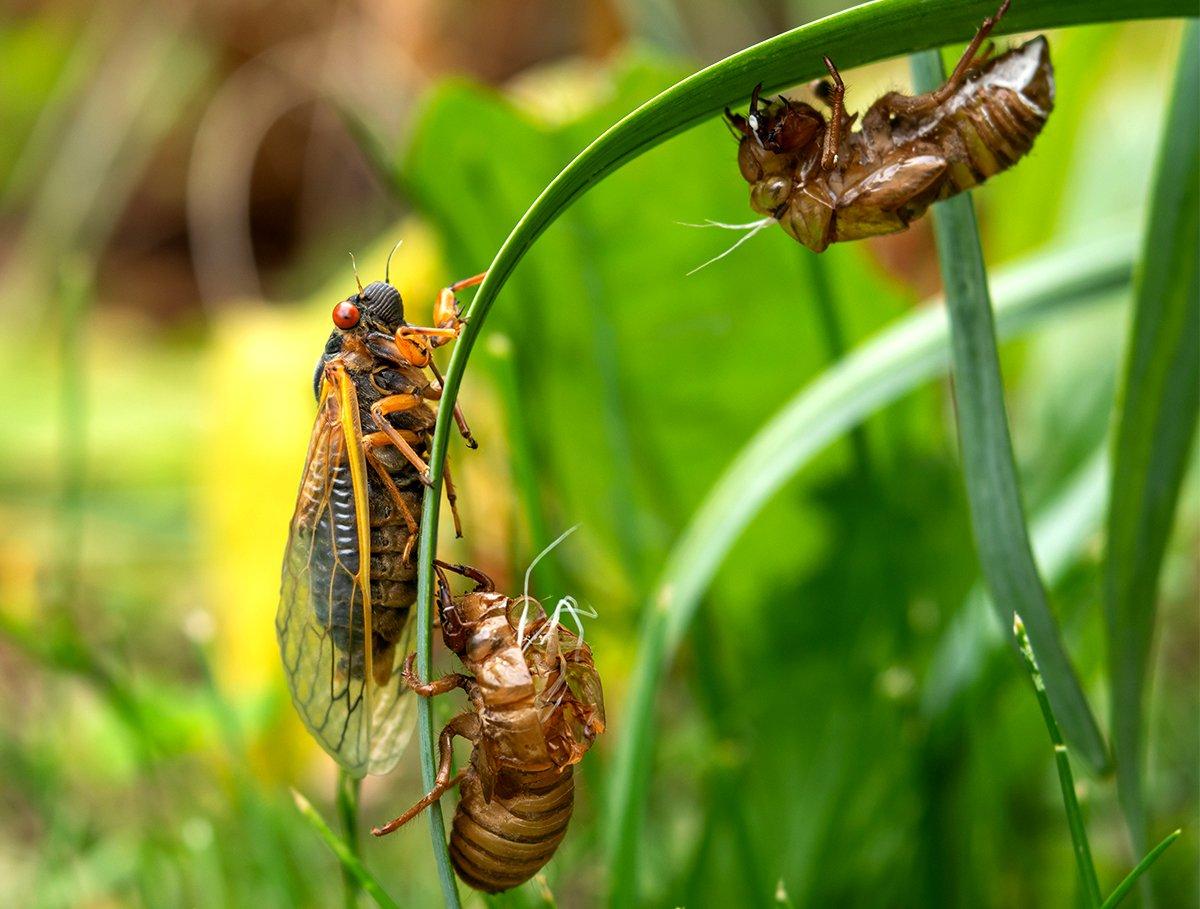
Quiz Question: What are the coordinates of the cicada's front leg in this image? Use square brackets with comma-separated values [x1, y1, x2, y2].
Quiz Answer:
[393, 272, 486, 360]
[391, 272, 486, 450]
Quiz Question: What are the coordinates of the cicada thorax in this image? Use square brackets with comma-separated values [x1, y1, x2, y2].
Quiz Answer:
[731, 9, 1053, 252]
[325, 339, 440, 682]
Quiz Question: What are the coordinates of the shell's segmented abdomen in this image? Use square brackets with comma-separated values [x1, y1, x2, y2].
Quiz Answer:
[945, 36, 1054, 188]
[450, 766, 575, 893]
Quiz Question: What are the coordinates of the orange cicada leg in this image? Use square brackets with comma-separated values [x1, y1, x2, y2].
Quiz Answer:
[362, 440, 422, 564]
[367, 398, 465, 536]
[426, 356, 477, 449]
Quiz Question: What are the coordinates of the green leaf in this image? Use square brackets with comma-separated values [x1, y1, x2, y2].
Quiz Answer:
[291, 790, 400, 909]
[922, 447, 1111, 721]
[1103, 22, 1200, 852]
[911, 48, 1109, 774]
[603, 233, 1133, 903]
[1100, 829, 1184, 909]
[1013, 615, 1103, 906]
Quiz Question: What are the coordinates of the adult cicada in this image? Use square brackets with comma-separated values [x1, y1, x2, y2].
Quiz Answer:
[727, 1, 1053, 252]
[372, 561, 605, 893]
[276, 265, 483, 776]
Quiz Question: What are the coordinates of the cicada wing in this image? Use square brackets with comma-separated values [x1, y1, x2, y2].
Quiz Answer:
[564, 653, 606, 735]
[276, 363, 412, 776]
[363, 622, 414, 775]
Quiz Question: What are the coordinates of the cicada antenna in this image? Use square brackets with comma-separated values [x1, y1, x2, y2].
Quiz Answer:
[517, 524, 580, 649]
[349, 252, 364, 293]
[384, 239, 403, 285]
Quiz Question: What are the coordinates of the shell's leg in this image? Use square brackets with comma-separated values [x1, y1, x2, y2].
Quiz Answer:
[371, 711, 480, 837]
[400, 652, 471, 697]
[869, 0, 1010, 120]
[433, 560, 496, 592]
[818, 55, 846, 170]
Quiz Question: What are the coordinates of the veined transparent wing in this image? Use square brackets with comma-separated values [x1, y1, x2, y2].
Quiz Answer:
[276, 362, 413, 776]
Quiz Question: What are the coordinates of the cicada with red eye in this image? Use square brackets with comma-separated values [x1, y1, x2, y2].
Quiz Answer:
[276, 266, 485, 776]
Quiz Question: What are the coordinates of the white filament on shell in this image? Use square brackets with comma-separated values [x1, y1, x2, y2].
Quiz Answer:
[516, 524, 580, 649]
[680, 216, 776, 275]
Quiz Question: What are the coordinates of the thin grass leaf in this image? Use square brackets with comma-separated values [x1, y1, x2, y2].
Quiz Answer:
[290, 790, 399, 909]
[336, 770, 363, 909]
[1103, 22, 1200, 853]
[604, 233, 1134, 901]
[1013, 615, 1103, 907]
[911, 48, 1109, 776]
[922, 448, 1111, 720]
[403, 3, 1193, 902]
[1100, 829, 1184, 909]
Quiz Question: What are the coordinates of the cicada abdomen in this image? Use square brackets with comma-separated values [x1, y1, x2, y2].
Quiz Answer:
[372, 562, 605, 894]
[276, 269, 484, 776]
[726, 1, 1054, 252]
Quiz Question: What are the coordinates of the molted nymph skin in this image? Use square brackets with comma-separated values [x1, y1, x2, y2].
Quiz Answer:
[733, 36, 1054, 252]
[373, 567, 606, 893]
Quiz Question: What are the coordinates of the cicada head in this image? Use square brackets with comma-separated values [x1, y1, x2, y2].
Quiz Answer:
[358, 281, 404, 326]
[728, 84, 822, 162]
[726, 85, 823, 217]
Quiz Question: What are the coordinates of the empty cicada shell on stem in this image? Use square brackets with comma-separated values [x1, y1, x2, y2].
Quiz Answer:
[372, 562, 606, 894]
[275, 258, 485, 777]
[727, 0, 1054, 252]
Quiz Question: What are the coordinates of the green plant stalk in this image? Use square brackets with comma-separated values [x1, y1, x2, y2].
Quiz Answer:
[1013, 615, 1102, 907]
[1103, 22, 1200, 858]
[911, 47, 1109, 774]
[291, 790, 400, 909]
[413, 489, 462, 909]
[603, 232, 1134, 903]
[404, 2, 1191, 900]
[1100, 829, 1184, 909]
[336, 770, 363, 909]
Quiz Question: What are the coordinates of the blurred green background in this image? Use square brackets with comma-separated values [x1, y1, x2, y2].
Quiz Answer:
[0, 1, 1195, 906]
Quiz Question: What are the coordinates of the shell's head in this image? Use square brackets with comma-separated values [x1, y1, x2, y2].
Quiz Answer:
[725, 83, 822, 215]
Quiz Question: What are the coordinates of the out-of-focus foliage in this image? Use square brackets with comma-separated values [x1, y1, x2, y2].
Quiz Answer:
[0, 1, 1195, 907]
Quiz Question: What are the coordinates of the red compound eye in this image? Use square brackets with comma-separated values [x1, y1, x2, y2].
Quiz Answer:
[332, 301, 360, 330]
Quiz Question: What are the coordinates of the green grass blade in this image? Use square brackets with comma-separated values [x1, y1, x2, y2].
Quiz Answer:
[1100, 829, 1184, 909]
[1013, 616, 1103, 907]
[413, 502, 463, 909]
[603, 233, 1133, 902]
[402, 3, 1191, 900]
[1103, 22, 1200, 853]
[922, 447, 1111, 721]
[336, 770, 363, 909]
[291, 790, 399, 909]
[911, 50, 1109, 776]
